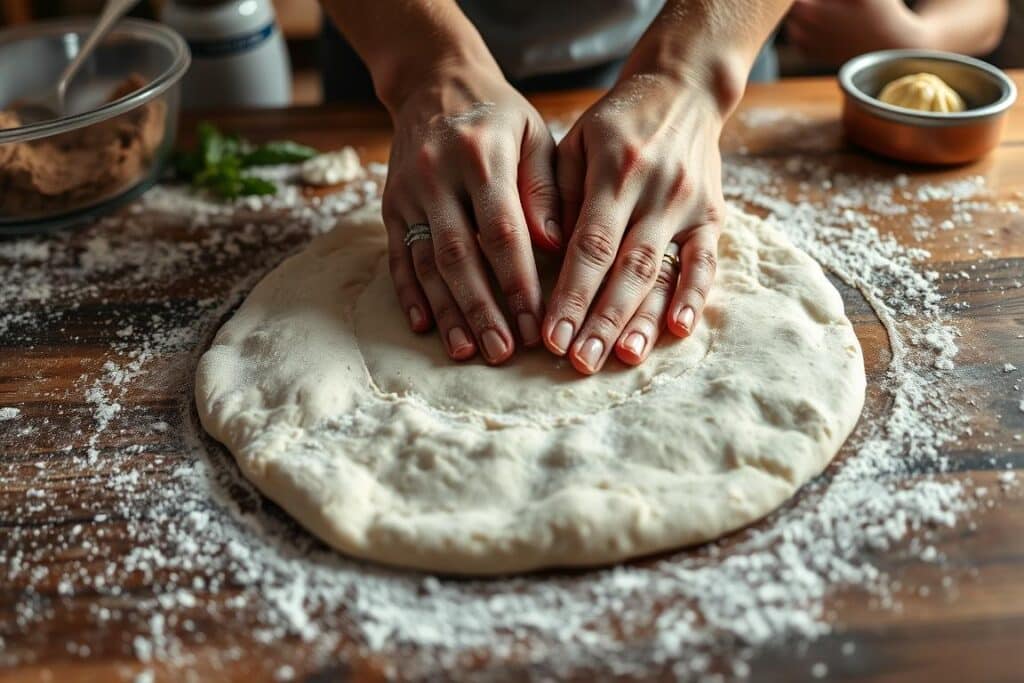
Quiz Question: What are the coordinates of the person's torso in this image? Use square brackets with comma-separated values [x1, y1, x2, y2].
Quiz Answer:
[458, 0, 665, 79]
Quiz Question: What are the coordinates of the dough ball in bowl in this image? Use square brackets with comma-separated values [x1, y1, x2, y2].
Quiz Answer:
[877, 72, 965, 113]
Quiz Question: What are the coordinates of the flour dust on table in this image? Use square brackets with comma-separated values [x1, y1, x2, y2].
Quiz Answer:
[195, 202, 866, 574]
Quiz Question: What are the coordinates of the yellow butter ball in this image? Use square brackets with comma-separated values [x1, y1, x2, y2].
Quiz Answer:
[877, 72, 966, 113]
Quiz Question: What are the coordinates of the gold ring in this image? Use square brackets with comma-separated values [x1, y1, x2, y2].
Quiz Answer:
[662, 242, 680, 270]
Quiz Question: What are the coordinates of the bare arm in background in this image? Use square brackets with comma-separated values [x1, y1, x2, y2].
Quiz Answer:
[321, 0, 791, 373]
[787, 0, 1008, 66]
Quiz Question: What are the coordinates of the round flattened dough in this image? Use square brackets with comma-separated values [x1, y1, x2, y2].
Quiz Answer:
[195, 203, 866, 575]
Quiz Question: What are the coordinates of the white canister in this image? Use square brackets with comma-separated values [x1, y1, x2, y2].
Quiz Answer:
[161, 0, 292, 109]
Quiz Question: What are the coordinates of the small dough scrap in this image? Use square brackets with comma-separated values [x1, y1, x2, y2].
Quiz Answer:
[195, 202, 866, 575]
[300, 147, 361, 186]
[877, 72, 966, 113]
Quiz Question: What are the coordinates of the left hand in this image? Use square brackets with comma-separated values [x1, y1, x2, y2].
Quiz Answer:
[545, 73, 725, 374]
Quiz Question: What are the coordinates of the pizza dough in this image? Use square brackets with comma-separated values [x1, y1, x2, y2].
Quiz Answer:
[195, 203, 865, 575]
[877, 72, 966, 113]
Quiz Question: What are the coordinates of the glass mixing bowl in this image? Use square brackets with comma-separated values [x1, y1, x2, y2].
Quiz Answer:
[0, 18, 189, 234]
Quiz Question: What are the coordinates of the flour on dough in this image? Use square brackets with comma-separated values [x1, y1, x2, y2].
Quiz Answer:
[195, 203, 865, 574]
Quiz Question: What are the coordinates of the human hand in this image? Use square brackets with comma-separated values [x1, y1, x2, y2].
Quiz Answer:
[545, 72, 726, 375]
[382, 63, 561, 364]
[786, 0, 928, 66]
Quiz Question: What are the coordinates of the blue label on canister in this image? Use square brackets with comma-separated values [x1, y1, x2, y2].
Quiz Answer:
[187, 22, 276, 58]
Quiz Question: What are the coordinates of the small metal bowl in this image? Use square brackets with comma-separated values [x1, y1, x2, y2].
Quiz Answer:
[838, 49, 1016, 165]
[0, 18, 189, 234]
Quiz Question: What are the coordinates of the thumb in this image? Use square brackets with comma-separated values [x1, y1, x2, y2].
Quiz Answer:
[554, 125, 585, 248]
[518, 119, 563, 252]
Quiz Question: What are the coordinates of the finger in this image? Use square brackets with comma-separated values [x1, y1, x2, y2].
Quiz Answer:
[383, 203, 432, 333]
[407, 228, 478, 361]
[425, 194, 516, 364]
[615, 242, 678, 365]
[465, 148, 545, 347]
[543, 184, 633, 357]
[568, 222, 669, 374]
[519, 118, 562, 251]
[555, 127, 585, 245]
[668, 223, 721, 338]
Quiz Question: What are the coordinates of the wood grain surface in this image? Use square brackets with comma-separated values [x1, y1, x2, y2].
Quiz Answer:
[1, 75, 1023, 682]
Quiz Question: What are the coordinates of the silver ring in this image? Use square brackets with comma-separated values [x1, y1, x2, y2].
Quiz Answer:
[404, 223, 432, 248]
[662, 242, 680, 270]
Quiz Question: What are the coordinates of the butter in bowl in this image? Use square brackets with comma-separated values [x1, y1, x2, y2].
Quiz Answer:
[838, 49, 1017, 165]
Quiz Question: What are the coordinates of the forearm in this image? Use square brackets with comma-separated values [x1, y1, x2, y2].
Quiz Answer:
[622, 0, 791, 116]
[320, 0, 500, 111]
[915, 0, 1008, 55]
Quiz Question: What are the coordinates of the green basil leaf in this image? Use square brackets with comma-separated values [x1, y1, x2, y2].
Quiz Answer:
[241, 140, 318, 166]
[238, 175, 278, 196]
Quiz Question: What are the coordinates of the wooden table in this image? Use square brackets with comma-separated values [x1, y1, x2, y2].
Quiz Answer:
[1, 76, 1023, 682]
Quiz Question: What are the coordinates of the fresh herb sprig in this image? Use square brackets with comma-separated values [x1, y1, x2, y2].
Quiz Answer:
[172, 122, 318, 199]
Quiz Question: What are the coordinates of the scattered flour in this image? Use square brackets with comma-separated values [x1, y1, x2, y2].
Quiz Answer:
[0, 145, 1019, 681]
[0, 407, 20, 421]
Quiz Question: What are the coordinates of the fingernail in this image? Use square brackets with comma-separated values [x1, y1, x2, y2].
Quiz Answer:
[408, 305, 425, 329]
[623, 331, 646, 357]
[518, 313, 540, 345]
[675, 305, 695, 333]
[578, 337, 604, 371]
[545, 219, 562, 244]
[551, 319, 574, 353]
[481, 328, 509, 361]
[448, 327, 473, 354]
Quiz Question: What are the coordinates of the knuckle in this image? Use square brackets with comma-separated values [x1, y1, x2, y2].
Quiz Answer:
[667, 167, 694, 204]
[703, 202, 725, 226]
[434, 233, 473, 271]
[415, 145, 440, 175]
[691, 246, 718, 274]
[457, 131, 491, 179]
[481, 215, 524, 254]
[686, 281, 710, 304]
[619, 243, 660, 284]
[619, 142, 647, 175]
[556, 288, 591, 317]
[521, 174, 558, 204]
[593, 306, 626, 332]
[573, 226, 617, 268]
[633, 308, 661, 329]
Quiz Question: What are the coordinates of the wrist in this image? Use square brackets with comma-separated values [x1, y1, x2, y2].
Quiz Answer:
[380, 56, 507, 121]
[372, 42, 501, 113]
[619, 47, 748, 121]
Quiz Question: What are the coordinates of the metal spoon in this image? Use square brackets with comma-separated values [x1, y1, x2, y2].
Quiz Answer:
[13, 0, 140, 124]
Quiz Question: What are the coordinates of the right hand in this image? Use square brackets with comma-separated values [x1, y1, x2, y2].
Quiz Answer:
[382, 62, 561, 364]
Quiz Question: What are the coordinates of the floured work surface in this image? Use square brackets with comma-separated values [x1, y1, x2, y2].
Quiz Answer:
[1, 87, 1022, 682]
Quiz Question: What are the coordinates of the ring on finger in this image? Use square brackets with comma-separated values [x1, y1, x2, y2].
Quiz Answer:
[662, 241, 680, 270]
[404, 222, 432, 247]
